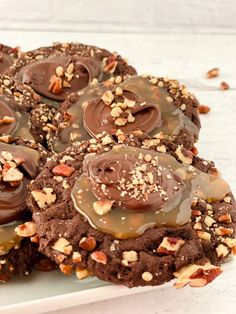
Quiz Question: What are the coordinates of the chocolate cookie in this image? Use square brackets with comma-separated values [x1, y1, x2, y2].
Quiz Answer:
[0, 139, 52, 282]
[48, 75, 200, 153]
[0, 44, 19, 75]
[0, 75, 56, 145]
[28, 131, 235, 288]
[8, 42, 137, 108]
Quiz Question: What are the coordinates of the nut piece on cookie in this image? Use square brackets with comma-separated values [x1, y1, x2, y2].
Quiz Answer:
[15, 222, 37, 237]
[174, 261, 222, 288]
[157, 237, 185, 255]
[52, 238, 73, 255]
[31, 187, 56, 209]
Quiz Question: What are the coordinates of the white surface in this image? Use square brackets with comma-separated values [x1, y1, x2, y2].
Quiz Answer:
[0, 30, 236, 314]
[0, 0, 236, 34]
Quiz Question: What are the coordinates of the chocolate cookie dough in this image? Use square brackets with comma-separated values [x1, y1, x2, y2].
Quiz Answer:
[0, 44, 19, 75]
[0, 75, 56, 145]
[8, 42, 137, 108]
[28, 131, 235, 288]
[0, 139, 52, 282]
[49, 75, 200, 153]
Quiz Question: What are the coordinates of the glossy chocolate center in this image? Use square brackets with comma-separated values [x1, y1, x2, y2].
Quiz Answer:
[19, 55, 101, 101]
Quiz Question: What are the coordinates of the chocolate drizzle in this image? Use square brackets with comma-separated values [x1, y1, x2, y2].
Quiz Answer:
[18, 55, 101, 102]
[72, 146, 230, 239]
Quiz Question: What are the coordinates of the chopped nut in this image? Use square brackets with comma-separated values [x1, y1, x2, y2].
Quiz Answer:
[222, 237, 236, 248]
[115, 117, 127, 126]
[59, 264, 73, 275]
[101, 91, 114, 105]
[101, 134, 113, 145]
[79, 236, 96, 251]
[193, 222, 202, 230]
[52, 164, 75, 177]
[2, 151, 13, 161]
[0, 116, 14, 124]
[204, 216, 216, 227]
[49, 75, 63, 94]
[220, 81, 230, 90]
[142, 271, 153, 282]
[67, 63, 74, 75]
[122, 251, 138, 263]
[110, 106, 122, 118]
[124, 98, 136, 108]
[216, 244, 229, 258]
[3, 167, 23, 183]
[72, 252, 82, 263]
[15, 222, 36, 237]
[215, 227, 233, 236]
[55, 66, 64, 77]
[192, 210, 201, 217]
[199, 105, 211, 114]
[91, 251, 107, 264]
[76, 268, 92, 280]
[157, 237, 185, 255]
[223, 196, 231, 203]
[115, 87, 123, 95]
[174, 261, 222, 288]
[206, 68, 219, 78]
[156, 145, 166, 153]
[52, 238, 72, 255]
[197, 231, 211, 241]
[93, 199, 113, 216]
[31, 187, 56, 209]
[175, 146, 193, 164]
[218, 213, 232, 223]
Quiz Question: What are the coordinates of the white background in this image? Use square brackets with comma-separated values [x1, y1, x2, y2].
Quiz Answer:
[1, 1, 236, 313]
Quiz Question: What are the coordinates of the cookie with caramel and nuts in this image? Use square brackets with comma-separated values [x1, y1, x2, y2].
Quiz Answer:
[0, 44, 20, 75]
[0, 139, 54, 282]
[7, 42, 137, 108]
[48, 75, 200, 153]
[0, 75, 56, 146]
[27, 131, 235, 288]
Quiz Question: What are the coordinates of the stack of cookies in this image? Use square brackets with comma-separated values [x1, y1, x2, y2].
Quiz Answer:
[0, 42, 235, 288]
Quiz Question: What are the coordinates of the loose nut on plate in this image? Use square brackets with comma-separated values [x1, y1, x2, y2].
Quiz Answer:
[174, 261, 222, 288]
[206, 68, 219, 78]
[198, 105, 211, 114]
[15, 222, 37, 237]
[157, 237, 185, 255]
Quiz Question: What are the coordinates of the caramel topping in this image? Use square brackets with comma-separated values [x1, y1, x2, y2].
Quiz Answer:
[0, 143, 40, 224]
[72, 146, 230, 239]
[52, 76, 198, 153]
[18, 55, 101, 102]
[0, 95, 34, 141]
[0, 221, 22, 256]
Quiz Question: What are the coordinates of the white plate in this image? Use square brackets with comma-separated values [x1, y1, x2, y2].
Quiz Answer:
[0, 259, 235, 314]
